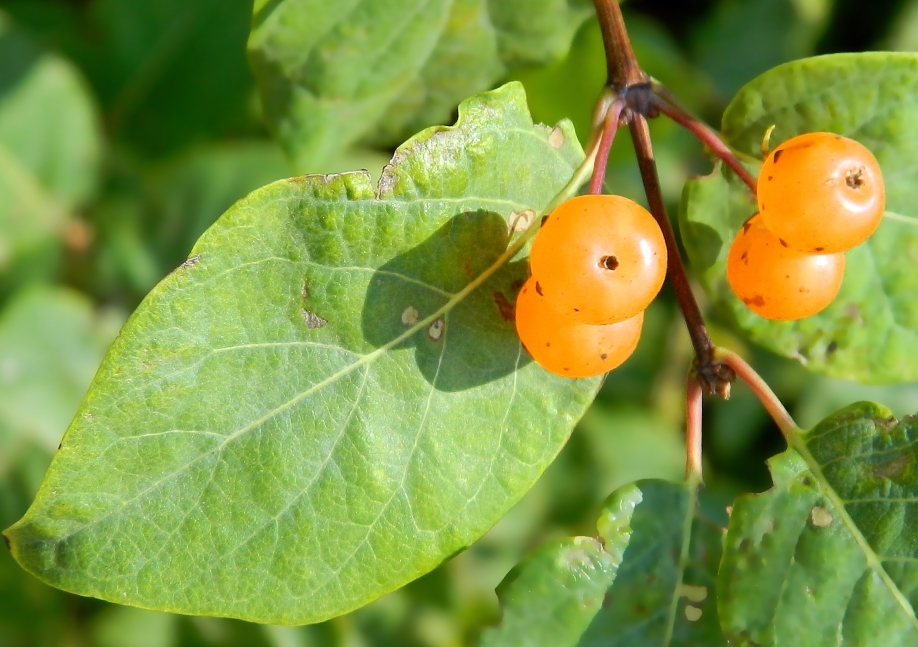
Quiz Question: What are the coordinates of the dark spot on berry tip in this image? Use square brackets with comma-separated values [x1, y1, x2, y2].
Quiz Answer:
[779, 238, 789, 248]
[600, 255, 619, 270]
[826, 341, 838, 354]
[815, 246, 825, 252]
[743, 221, 752, 233]
[600, 353, 608, 360]
[846, 167, 865, 189]
[573, 308, 580, 312]
[563, 367, 570, 372]
[773, 149, 783, 163]
[767, 175, 773, 181]
[744, 295, 766, 307]
[535, 281, 543, 296]
[741, 251, 748, 262]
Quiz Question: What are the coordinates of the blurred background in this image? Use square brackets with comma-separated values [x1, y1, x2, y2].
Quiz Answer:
[2, 0, 918, 645]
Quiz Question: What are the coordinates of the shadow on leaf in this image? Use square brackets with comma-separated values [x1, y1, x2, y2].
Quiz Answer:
[362, 210, 531, 392]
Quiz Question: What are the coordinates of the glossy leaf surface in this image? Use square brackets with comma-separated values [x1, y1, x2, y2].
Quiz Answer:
[4, 83, 599, 625]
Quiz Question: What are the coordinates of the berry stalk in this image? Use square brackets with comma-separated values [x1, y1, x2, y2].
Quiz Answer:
[629, 116, 716, 368]
[715, 348, 798, 436]
[588, 98, 626, 194]
[592, 0, 646, 88]
[685, 374, 703, 483]
[649, 93, 758, 195]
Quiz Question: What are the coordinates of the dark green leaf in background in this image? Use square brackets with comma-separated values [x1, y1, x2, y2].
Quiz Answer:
[248, 0, 593, 173]
[4, 83, 599, 625]
[679, 53, 918, 383]
[720, 402, 918, 646]
[0, 12, 101, 289]
[476, 483, 639, 647]
[578, 480, 726, 647]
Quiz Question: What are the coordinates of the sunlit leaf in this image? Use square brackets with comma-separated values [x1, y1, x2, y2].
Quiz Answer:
[248, 0, 592, 172]
[720, 402, 918, 645]
[4, 82, 598, 625]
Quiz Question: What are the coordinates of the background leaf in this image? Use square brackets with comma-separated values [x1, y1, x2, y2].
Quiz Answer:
[4, 82, 599, 625]
[476, 536, 622, 647]
[720, 402, 918, 646]
[247, 0, 592, 173]
[679, 53, 918, 383]
[577, 480, 726, 647]
[0, 12, 101, 289]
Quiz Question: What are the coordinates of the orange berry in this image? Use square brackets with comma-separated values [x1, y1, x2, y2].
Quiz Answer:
[529, 194, 666, 324]
[727, 214, 845, 320]
[514, 276, 643, 378]
[758, 132, 885, 253]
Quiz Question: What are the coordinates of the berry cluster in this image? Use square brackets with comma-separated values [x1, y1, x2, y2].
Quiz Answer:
[727, 132, 885, 320]
[515, 194, 667, 377]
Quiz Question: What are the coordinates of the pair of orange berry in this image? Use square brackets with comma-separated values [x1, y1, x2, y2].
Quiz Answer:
[515, 194, 667, 378]
[727, 132, 885, 320]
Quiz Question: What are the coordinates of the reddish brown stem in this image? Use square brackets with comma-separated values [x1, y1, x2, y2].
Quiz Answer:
[589, 99, 625, 194]
[715, 348, 798, 436]
[592, 0, 647, 87]
[650, 93, 758, 195]
[685, 375, 703, 483]
[629, 116, 714, 364]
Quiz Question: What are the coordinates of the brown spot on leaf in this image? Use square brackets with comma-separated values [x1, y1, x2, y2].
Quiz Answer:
[810, 506, 833, 528]
[401, 306, 419, 325]
[178, 255, 200, 270]
[427, 318, 445, 342]
[872, 453, 909, 479]
[548, 127, 565, 149]
[302, 310, 327, 329]
[493, 292, 514, 322]
[463, 259, 473, 280]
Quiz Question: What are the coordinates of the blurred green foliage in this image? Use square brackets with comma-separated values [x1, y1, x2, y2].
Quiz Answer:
[0, 0, 916, 645]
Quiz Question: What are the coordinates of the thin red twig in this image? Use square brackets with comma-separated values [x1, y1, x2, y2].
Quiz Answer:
[589, 99, 626, 194]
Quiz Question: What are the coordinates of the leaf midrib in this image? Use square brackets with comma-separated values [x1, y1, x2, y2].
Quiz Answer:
[788, 430, 918, 634]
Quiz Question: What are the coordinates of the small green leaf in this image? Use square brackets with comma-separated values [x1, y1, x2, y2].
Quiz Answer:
[248, 0, 592, 172]
[679, 53, 918, 383]
[0, 13, 101, 285]
[476, 536, 622, 647]
[578, 480, 726, 646]
[4, 83, 597, 625]
[720, 402, 918, 646]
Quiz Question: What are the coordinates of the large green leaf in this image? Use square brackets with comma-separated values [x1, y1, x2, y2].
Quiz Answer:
[248, 0, 592, 173]
[0, 12, 101, 287]
[578, 481, 726, 646]
[4, 82, 598, 625]
[679, 53, 918, 383]
[720, 402, 918, 645]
